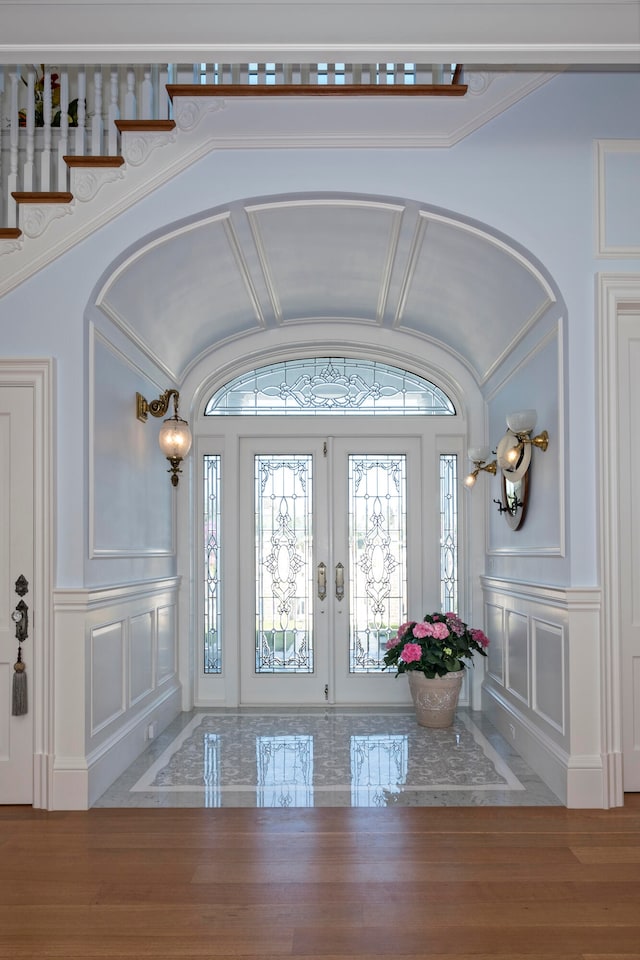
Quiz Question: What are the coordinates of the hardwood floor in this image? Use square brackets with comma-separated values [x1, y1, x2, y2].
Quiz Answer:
[1, 798, 640, 959]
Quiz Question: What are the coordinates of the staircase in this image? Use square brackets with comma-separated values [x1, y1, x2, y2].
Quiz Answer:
[0, 61, 468, 296]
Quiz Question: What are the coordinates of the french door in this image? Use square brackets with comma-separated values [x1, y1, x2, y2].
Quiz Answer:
[194, 420, 449, 707]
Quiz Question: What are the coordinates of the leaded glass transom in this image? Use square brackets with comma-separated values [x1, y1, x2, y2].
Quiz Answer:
[205, 358, 455, 416]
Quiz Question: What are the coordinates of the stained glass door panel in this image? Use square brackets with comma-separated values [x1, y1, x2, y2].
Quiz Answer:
[239, 434, 427, 706]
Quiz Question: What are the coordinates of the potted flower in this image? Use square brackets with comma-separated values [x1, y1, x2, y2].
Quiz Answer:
[383, 612, 490, 727]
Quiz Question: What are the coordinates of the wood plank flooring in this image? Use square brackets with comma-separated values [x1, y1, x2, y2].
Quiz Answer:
[1, 798, 640, 959]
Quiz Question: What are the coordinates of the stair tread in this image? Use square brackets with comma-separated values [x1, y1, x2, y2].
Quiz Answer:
[64, 155, 124, 167]
[11, 192, 73, 204]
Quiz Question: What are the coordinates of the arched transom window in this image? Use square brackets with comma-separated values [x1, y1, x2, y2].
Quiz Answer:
[204, 358, 456, 416]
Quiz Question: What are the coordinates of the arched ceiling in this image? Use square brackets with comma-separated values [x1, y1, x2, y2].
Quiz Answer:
[96, 193, 557, 384]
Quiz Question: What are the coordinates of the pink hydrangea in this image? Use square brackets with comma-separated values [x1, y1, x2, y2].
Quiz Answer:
[445, 613, 465, 636]
[400, 642, 423, 663]
[385, 634, 402, 649]
[419, 621, 450, 640]
[470, 628, 490, 648]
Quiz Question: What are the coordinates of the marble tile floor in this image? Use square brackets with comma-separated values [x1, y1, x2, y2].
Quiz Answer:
[94, 707, 563, 808]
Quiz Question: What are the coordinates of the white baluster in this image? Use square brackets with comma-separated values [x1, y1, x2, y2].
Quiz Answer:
[231, 63, 241, 84]
[124, 68, 136, 119]
[40, 67, 52, 190]
[75, 68, 86, 155]
[91, 68, 103, 155]
[57, 70, 69, 190]
[23, 66, 37, 191]
[301, 64, 310, 84]
[107, 68, 120, 155]
[7, 70, 19, 226]
[141, 68, 153, 119]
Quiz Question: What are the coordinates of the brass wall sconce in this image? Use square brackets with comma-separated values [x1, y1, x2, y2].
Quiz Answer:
[464, 446, 497, 489]
[465, 411, 549, 530]
[136, 388, 193, 487]
[496, 410, 549, 475]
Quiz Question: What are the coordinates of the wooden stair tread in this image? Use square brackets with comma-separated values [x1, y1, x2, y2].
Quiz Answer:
[11, 192, 73, 204]
[64, 155, 124, 168]
[0, 228, 22, 239]
[114, 119, 176, 132]
[167, 82, 467, 99]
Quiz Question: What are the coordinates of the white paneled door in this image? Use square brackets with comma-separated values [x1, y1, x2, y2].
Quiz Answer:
[0, 385, 34, 803]
[237, 431, 430, 706]
[619, 314, 640, 791]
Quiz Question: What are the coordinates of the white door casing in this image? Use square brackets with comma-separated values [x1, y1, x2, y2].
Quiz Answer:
[598, 275, 640, 807]
[0, 362, 52, 808]
[617, 313, 640, 791]
[0, 386, 34, 802]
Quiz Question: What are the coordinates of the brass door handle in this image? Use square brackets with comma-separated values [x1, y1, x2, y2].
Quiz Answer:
[317, 562, 327, 600]
[335, 562, 344, 601]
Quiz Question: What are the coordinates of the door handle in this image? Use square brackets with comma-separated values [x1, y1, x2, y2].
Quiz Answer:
[317, 562, 327, 600]
[335, 562, 344, 601]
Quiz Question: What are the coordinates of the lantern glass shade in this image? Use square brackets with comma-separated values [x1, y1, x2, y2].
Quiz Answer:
[158, 417, 193, 460]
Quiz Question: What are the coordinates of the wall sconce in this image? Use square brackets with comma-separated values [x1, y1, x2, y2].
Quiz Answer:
[136, 388, 193, 487]
[466, 411, 549, 531]
[496, 410, 549, 479]
[464, 446, 497, 488]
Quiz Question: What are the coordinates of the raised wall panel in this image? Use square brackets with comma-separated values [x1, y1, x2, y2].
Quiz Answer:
[486, 602, 504, 684]
[129, 611, 154, 706]
[91, 621, 125, 734]
[532, 618, 565, 733]
[506, 609, 529, 705]
[157, 604, 176, 685]
[596, 140, 640, 257]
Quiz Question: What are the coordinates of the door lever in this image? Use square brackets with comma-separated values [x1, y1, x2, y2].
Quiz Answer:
[335, 562, 344, 602]
[317, 562, 327, 600]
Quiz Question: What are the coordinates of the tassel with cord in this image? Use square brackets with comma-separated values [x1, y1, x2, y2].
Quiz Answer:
[12, 647, 27, 716]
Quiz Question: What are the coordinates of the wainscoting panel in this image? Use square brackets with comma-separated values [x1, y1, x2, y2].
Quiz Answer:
[91, 621, 125, 735]
[506, 610, 529, 706]
[481, 576, 602, 807]
[129, 611, 154, 706]
[157, 603, 177, 686]
[53, 579, 182, 809]
[486, 603, 505, 684]
[532, 618, 565, 734]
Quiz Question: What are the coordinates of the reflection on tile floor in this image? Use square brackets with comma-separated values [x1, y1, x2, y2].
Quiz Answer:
[94, 707, 563, 808]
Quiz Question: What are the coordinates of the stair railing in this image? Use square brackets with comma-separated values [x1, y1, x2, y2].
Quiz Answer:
[0, 62, 461, 231]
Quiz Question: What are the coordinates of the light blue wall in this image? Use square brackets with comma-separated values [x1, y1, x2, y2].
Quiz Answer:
[1, 69, 638, 591]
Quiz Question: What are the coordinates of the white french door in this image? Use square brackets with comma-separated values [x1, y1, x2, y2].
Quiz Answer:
[234, 428, 432, 706]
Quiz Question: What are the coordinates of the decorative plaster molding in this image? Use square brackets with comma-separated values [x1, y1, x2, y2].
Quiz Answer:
[121, 129, 176, 166]
[0, 238, 22, 256]
[71, 166, 126, 202]
[20, 201, 73, 239]
[174, 97, 226, 132]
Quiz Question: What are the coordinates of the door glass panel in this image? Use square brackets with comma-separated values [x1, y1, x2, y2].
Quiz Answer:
[349, 454, 407, 673]
[440, 454, 458, 612]
[203, 455, 221, 674]
[255, 455, 314, 673]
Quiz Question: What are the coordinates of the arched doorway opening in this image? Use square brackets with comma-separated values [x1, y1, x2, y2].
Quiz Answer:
[183, 349, 482, 710]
